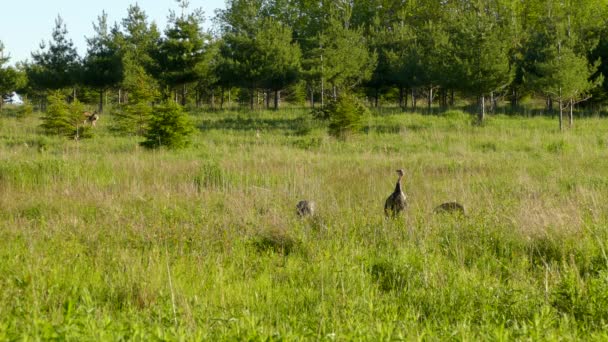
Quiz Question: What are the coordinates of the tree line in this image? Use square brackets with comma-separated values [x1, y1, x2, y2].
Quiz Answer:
[1, 0, 608, 130]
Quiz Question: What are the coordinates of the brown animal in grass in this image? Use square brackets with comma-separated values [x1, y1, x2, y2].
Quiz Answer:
[384, 169, 407, 217]
[434, 202, 466, 216]
[83, 111, 99, 126]
[296, 200, 315, 217]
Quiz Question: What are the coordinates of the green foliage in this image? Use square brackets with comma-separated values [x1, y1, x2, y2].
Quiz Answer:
[27, 16, 80, 91]
[111, 102, 153, 136]
[531, 45, 600, 103]
[40, 92, 90, 139]
[326, 93, 369, 138]
[151, 3, 210, 104]
[3, 109, 608, 339]
[303, 15, 376, 94]
[218, 13, 301, 109]
[0, 41, 19, 112]
[81, 12, 124, 112]
[140, 102, 194, 149]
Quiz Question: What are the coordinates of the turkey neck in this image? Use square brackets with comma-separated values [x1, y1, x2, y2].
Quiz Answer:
[394, 175, 403, 193]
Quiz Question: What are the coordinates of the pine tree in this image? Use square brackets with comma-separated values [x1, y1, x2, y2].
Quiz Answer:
[153, 0, 210, 105]
[82, 11, 123, 113]
[117, 4, 161, 104]
[0, 41, 18, 112]
[257, 19, 301, 110]
[530, 44, 601, 130]
[450, 0, 514, 123]
[140, 102, 194, 149]
[27, 16, 80, 95]
[40, 91, 90, 139]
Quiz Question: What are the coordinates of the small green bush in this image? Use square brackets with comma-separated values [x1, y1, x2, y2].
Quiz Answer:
[111, 102, 153, 136]
[140, 102, 194, 149]
[15, 103, 34, 119]
[325, 93, 369, 138]
[40, 92, 91, 140]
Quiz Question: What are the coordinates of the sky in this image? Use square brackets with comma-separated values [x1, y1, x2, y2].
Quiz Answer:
[0, 0, 226, 65]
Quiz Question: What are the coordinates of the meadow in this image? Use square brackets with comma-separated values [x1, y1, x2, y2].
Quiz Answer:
[1, 107, 608, 340]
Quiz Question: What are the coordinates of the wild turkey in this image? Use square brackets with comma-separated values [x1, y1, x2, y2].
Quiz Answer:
[296, 200, 315, 217]
[384, 169, 407, 217]
[434, 202, 466, 216]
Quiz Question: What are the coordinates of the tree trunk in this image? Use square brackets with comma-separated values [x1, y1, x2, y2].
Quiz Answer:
[250, 87, 255, 110]
[450, 89, 455, 107]
[428, 85, 433, 113]
[559, 99, 563, 131]
[210, 89, 215, 109]
[220, 88, 225, 109]
[332, 85, 337, 101]
[412, 89, 417, 111]
[310, 86, 315, 109]
[478, 95, 486, 123]
[490, 92, 495, 113]
[321, 78, 324, 107]
[264, 90, 270, 109]
[569, 98, 573, 128]
[398, 87, 404, 109]
[375, 88, 379, 108]
[274, 90, 280, 110]
[512, 89, 518, 110]
[558, 87, 563, 130]
[99, 89, 104, 113]
[181, 84, 187, 106]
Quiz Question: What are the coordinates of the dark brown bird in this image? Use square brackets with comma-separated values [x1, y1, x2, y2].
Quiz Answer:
[384, 169, 407, 217]
[296, 200, 315, 217]
[434, 202, 466, 215]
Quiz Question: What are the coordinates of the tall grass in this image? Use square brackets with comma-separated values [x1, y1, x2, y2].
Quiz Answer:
[0, 108, 608, 339]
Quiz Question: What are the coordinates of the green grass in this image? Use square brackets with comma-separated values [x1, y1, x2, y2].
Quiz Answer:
[1, 107, 608, 340]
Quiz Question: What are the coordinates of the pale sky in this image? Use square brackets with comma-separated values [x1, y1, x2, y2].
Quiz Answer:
[0, 0, 226, 65]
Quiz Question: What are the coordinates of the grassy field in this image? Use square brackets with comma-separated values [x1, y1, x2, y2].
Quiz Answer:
[1, 106, 608, 340]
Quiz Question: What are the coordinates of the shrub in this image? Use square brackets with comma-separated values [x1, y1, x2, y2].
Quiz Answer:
[326, 93, 369, 138]
[111, 102, 153, 136]
[40, 92, 91, 140]
[15, 103, 34, 119]
[140, 102, 194, 149]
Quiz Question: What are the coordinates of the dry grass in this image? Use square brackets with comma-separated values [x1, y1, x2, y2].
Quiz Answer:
[0, 109, 608, 339]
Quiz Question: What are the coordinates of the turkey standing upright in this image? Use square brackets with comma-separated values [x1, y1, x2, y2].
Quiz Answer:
[384, 169, 407, 217]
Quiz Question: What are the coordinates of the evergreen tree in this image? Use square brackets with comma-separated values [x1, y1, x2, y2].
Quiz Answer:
[218, 0, 301, 110]
[310, 7, 376, 102]
[27, 16, 80, 95]
[450, 0, 514, 123]
[82, 11, 124, 113]
[530, 44, 601, 130]
[117, 4, 161, 104]
[257, 19, 301, 110]
[153, 0, 210, 105]
[40, 91, 90, 139]
[141, 102, 194, 149]
[0, 41, 18, 112]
